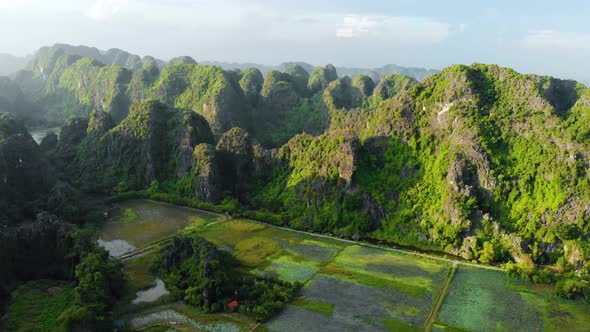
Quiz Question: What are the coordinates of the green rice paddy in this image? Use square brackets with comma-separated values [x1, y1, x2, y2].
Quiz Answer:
[90, 199, 590, 331]
[436, 267, 590, 332]
[197, 218, 450, 331]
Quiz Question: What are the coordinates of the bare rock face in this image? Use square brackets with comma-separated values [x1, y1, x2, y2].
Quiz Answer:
[332, 131, 360, 189]
[192, 144, 221, 203]
[175, 111, 214, 179]
[0, 114, 55, 222]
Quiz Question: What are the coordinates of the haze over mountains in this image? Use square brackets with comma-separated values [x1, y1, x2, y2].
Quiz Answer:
[0, 43, 439, 81]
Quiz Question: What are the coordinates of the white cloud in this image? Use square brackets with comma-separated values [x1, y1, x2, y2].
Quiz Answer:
[86, 0, 129, 20]
[335, 15, 450, 44]
[525, 30, 590, 50]
[336, 16, 377, 38]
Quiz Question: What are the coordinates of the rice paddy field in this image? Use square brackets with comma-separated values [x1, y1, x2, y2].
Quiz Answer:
[98, 199, 220, 257]
[435, 267, 590, 332]
[197, 219, 452, 331]
[98, 200, 590, 332]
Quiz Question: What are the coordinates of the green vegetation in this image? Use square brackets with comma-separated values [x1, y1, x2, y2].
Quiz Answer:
[5, 43, 590, 330]
[372, 73, 417, 102]
[234, 237, 282, 267]
[435, 266, 590, 331]
[120, 208, 138, 222]
[194, 218, 449, 329]
[5, 243, 127, 331]
[308, 64, 338, 94]
[292, 297, 334, 317]
[320, 245, 445, 297]
[156, 234, 301, 322]
[5, 280, 76, 332]
[123, 251, 160, 292]
[383, 318, 422, 332]
[57, 249, 126, 330]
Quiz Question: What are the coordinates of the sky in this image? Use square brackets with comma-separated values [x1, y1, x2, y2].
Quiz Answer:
[0, 0, 589, 81]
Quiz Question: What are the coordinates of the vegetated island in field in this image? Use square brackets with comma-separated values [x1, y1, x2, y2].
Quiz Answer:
[1, 43, 589, 331]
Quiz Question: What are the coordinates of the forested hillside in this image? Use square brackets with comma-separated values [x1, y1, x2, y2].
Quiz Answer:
[2, 43, 589, 281]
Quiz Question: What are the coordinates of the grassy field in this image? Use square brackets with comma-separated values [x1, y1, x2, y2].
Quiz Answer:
[198, 219, 451, 331]
[435, 267, 590, 332]
[4, 280, 76, 332]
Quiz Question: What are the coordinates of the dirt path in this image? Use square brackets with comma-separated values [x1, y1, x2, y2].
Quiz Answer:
[423, 263, 457, 332]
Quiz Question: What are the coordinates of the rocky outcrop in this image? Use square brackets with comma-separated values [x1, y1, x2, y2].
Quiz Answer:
[168, 56, 198, 66]
[150, 64, 249, 137]
[53, 117, 89, 175]
[0, 212, 74, 288]
[324, 77, 363, 110]
[74, 100, 214, 192]
[352, 75, 376, 99]
[0, 114, 55, 222]
[176, 110, 215, 178]
[39, 132, 58, 151]
[87, 109, 114, 135]
[192, 144, 221, 203]
[59, 117, 89, 146]
[216, 128, 254, 197]
[308, 64, 338, 94]
[239, 68, 263, 107]
[285, 64, 310, 97]
[373, 74, 417, 100]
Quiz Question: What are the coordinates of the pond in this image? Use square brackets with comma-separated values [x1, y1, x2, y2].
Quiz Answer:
[132, 278, 169, 304]
[98, 199, 218, 257]
[29, 126, 61, 144]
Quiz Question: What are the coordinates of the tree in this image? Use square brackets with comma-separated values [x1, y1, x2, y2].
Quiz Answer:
[556, 278, 590, 300]
[479, 241, 496, 264]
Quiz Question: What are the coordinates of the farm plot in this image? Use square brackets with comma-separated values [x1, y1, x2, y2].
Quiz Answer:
[268, 245, 451, 331]
[99, 199, 219, 256]
[197, 220, 345, 283]
[435, 267, 590, 332]
[197, 219, 452, 331]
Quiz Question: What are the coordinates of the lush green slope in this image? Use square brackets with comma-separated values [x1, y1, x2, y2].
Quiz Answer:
[9, 44, 589, 281]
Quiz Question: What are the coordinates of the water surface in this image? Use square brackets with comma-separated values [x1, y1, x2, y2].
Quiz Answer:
[98, 199, 217, 257]
[132, 278, 169, 304]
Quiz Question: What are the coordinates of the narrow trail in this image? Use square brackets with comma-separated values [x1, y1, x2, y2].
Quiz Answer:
[423, 263, 457, 332]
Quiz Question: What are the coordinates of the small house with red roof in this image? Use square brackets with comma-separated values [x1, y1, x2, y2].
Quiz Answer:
[228, 300, 239, 310]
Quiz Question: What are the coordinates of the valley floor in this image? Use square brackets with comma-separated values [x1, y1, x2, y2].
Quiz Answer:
[5, 199, 590, 332]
